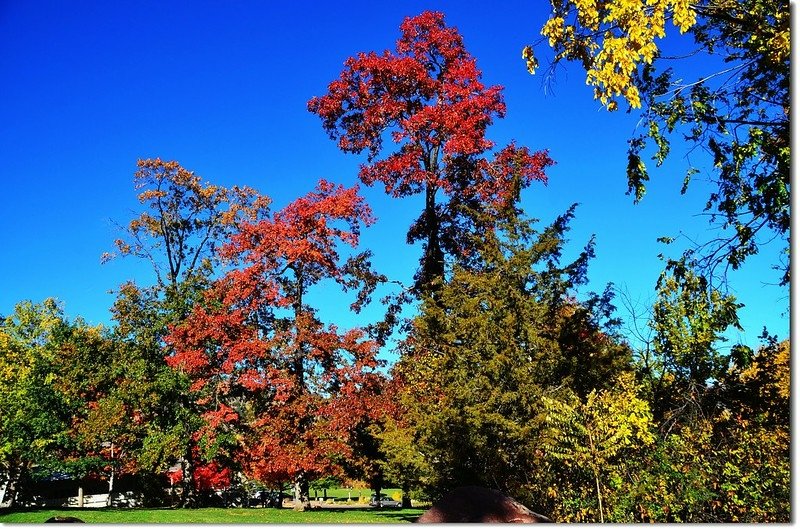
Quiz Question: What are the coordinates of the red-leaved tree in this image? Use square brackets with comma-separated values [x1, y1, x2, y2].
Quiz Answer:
[166, 180, 384, 510]
[309, 11, 554, 294]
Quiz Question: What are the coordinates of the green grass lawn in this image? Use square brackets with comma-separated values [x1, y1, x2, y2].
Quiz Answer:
[308, 487, 403, 502]
[0, 506, 424, 524]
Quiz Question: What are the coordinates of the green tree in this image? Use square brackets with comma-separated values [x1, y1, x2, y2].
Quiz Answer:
[391, 202, 632, 511]
[528, 0, 789, 284]
[375, 416, 431, 508]
[0, 300, 72, 506]
[645, 258, 742, 426]
[48, 318, 124, 505]
[51, 285, 201, 506]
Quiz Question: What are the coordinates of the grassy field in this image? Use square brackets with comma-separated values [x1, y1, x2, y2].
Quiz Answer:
[308, 487, 403, 502]
[0, 506, 425, 524]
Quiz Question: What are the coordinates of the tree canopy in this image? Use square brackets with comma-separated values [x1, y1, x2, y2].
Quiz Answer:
[310, 11, 553, 294]
[0, 8, 788, 523]
[527, 0, 789, 285]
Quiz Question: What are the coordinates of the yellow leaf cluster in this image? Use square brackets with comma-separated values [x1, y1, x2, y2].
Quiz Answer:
[540, 0, 698, 109]
[0, 331, 31, 385]
[740, 339, 790, 401]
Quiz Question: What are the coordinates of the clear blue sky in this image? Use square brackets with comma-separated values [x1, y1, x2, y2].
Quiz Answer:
[0, 0, 788, 357]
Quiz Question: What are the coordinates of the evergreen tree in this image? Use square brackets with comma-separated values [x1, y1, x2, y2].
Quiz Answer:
[390, 201, 632, 510]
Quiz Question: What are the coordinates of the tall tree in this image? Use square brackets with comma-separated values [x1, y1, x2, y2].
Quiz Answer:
[0, 300, 73, 506]
[310, 11, 553, 295]
[102, 159, 270, 505]
[526, 0, 789, 284]
[167, 180, 384, 510]
[390, 201, 632, 510]
[105, 158, 271, 318]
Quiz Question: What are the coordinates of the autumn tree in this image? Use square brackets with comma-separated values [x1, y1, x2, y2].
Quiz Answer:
[606, 336, 790, 522]
[526, 0, 789, 284]
[106, 158, 271, 317]
[596, 269, 787, 521]
[709, 336, 789, 521]
[101, 159, 270, 505]
[167, 180, 384, 510]
[542, 372, 656, 522]
[310, 11, 553, 295]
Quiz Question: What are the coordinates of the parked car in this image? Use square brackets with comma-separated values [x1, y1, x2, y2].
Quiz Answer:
[369, 493, 402, 508]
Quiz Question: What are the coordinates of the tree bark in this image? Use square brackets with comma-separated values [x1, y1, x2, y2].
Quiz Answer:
[106, 443, 115, 507]
[401, 481, 412, 508]
[293, 472, 311, 511]
[0, 464, 21, 508]
[106, 469, 114, 507]
[420, 182, 444, 296]
[587, 432, 604, 523]
[178, 454, 197, 508]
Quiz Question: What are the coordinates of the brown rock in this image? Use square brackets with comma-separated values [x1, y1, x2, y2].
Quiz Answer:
[416, 486, 552, 523]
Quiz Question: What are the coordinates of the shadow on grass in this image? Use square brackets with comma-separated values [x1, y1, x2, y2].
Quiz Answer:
[305, 506, 423, 522]
[372, 509, 424, 523]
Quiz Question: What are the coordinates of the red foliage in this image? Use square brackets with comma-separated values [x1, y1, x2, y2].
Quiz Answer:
[166, 180, 384, 487]
[309, 12, 554, 289]
[309, 11, 505, 188]
[193, 461, 232, 491]
[166, 467, 183, 485]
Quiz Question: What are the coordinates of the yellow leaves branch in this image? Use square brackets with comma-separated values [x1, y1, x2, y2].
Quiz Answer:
[533, 0, 698, 109]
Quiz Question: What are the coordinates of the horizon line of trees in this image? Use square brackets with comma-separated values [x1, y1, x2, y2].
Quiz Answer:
[1, 7, 789, 522]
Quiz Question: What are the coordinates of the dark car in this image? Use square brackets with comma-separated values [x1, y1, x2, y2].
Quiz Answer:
[369, 493, 402, 508]
[252, 490, 283, 508]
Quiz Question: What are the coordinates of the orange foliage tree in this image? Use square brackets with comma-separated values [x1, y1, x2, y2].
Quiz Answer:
[167, 180, 385, 509]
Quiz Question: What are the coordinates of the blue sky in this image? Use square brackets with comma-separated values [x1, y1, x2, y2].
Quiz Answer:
[0, 0, 788, 357]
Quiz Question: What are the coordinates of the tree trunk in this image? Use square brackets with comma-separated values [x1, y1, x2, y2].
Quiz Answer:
[1, 464, 21, 508]
[420, 182, 444, 296]
[594, 469, 604, 523]
[401, 481, 412, 508]
[106, 469, 115, 507]
[290, 272, 312, 513]
[106, 443, 115, 507]
[293, 473, 311, 511]
[178, 456, 197, 508]
[587, 432, 604, 523]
